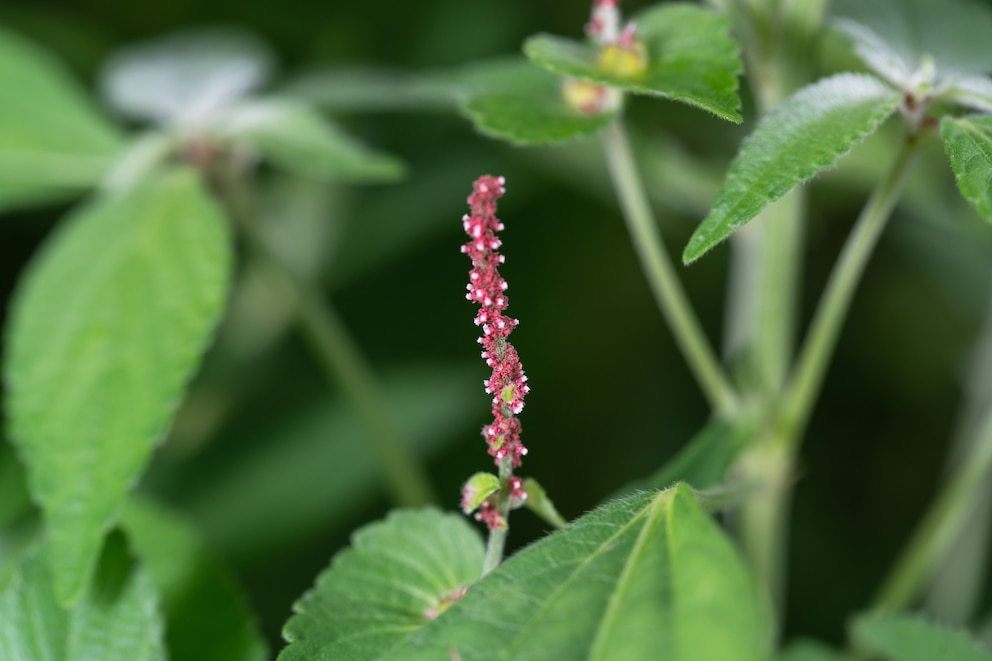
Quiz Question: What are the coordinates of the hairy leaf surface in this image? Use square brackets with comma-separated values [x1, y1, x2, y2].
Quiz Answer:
[394, 485, 771, 660]
[0, 533, 165, 661]
[278, 508, 484, 661]
[942, 115, 992, 222]
[524, 3, 742, 122]
[683, 73, 900, 263]
[5, 168, 232, 603]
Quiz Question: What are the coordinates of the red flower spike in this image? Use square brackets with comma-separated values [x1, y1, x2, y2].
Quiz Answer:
[475, 500, 506, 530]
[508, 476, 528, 509]
[462, 175, 530, 469]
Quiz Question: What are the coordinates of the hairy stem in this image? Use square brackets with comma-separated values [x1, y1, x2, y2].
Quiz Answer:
[601, 119, 739, 417]
[482, 457, 514, 575]
[213, 167, 437, 508]
[778, 138, 920, 444]
[874, 408, 992, 611]
[724, 191, 804, 399]
[725, 0, 825, 631]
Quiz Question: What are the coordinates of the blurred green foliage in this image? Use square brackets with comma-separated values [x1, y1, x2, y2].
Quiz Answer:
[2, 0, 992, 651]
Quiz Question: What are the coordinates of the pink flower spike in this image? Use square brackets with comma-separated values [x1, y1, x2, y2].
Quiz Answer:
[462, 175, 529, 469]
[508, 476, 528, 509]
[475, 500, 507, 530]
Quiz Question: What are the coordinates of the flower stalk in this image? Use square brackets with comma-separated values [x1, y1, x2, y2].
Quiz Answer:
[459, 175, 531, 574]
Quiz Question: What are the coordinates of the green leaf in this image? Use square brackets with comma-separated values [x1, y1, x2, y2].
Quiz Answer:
[833, 0, 992, 80]
[100, 28, 272, 127]
[522, 477, 568, 529]
[278, 508, 485, 661]
[852, 611, 992, 661]
[609, 418, 751, 501]
[120, 498, 268, 661]
[459, 59, 616, 146]
[461, 472, 500, 513]
[0, 27, 123, 209]
[942, 115, 992, 222]
[223, 98, 405, 182]
[683, 73, 901, 264]
[395, 485, 771, 660]
[5, 168, 232, 603]
[524, 3, 742, 122]
[0, 532, 166, 661]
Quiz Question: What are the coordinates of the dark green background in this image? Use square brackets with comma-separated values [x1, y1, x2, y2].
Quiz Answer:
[2, 0, 991, 651]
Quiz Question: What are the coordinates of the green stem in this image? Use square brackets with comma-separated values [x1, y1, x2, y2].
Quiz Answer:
[482, 457, 514, 575]
[214, 169, 437, 508]
[778, 138, 920, 444]
[601, 119, 739, 417]
[724, 191, 804, 398]
[873, 406, 992, 611]
[737, 438, 792, 620]
[727, 19, 811, 630]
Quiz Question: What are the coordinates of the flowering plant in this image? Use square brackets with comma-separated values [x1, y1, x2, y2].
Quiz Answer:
[4, 0, 992, 659]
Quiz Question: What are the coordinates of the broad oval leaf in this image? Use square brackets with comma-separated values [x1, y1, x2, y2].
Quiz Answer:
[0, 532, 166, 661]
[5, 168, 232, 603]
[121, 498, 268, 661]
[394, 485, 771, 660]
[459, 59, 616, 146]
[524, 3, 742, 122]
[278, 508, 485, 661]
[222, 98, 405, 182]
[941, 115, 992, 222]
[683, 73, 900, 264]
[852, 611, 992, 661]
[0, 28, 123, 210]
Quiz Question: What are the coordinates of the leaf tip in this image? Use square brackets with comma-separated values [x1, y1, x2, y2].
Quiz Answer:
[681, 237, 707, 265]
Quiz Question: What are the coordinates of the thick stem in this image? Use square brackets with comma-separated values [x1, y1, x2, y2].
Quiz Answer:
[874, 407, 992, 611]
[778, 138, 920, 444]
[738, 137, 918, 629]
[725, 0, 825, 633]
[482, 456, 514, 575]
[601, 119, 739, 417]
[724, 191, 804, 399]
[736, 438, 792, 621]
[214, 169, 437, 508]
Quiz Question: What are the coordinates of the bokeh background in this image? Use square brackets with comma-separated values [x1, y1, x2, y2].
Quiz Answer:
[3, 0, 992, 651]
